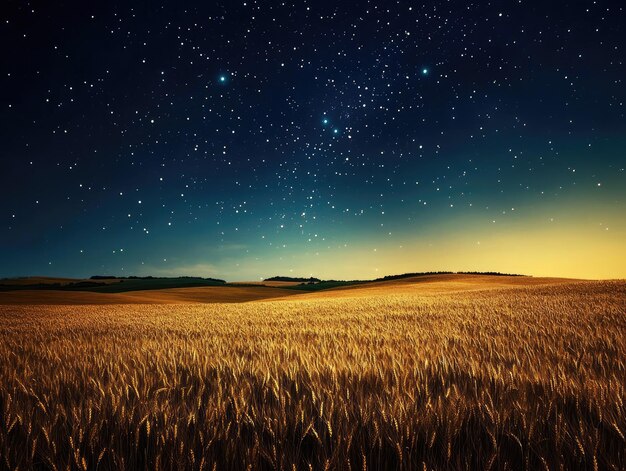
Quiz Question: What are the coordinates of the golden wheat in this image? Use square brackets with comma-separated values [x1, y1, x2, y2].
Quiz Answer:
[0, 281, 624, 469]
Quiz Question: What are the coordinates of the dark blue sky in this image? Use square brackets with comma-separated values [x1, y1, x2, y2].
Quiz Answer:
[1, 1, 625, 280]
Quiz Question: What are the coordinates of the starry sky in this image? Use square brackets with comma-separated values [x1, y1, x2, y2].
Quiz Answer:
[1, 1, 625, 281]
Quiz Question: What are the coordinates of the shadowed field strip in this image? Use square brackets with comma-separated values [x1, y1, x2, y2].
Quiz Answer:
[0, 285, 298, 305]
[0, 274, 581, 305]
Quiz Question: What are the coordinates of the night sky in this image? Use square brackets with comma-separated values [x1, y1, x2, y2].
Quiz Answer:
[1, 1, 625, 280]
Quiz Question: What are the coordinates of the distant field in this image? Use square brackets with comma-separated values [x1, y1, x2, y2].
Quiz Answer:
[0, 276, 88, 286]
[0, 276, 624, 469]
[0, 285, 297, 305]
[0, 274, 575, 305]
[0, 273, 535, 302]
[0, 276, 226, 293]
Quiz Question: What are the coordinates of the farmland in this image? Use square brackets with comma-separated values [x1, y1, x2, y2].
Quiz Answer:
[0, 276, 624, 469]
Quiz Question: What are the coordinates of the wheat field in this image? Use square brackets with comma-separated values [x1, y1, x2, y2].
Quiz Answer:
[0, 279, 624, 470]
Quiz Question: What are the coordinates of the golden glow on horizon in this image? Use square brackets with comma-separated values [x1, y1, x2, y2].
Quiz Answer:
[153, 200, 626, 281]
[269, 230, 625, 281]
[318, 211, 625, 280]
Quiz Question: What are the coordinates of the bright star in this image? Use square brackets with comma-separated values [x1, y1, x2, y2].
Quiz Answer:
[322, 118, 329, 125]
[422, 68, 429, 75]
[219, 75, 228, 83]
[333, 128, 339, 134]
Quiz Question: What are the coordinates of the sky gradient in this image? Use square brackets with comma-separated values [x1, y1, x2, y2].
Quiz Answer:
[1, 1, 625, 280]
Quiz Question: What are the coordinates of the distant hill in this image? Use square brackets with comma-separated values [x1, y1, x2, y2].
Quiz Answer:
[90, 275, 226, 283]
[456, 271, 525, 277]
[0, 276, 226, 293]
[264, 276, 321, 283]
[373, 271, 454, 282]
[372, 271, 524, 282]
[0, 272, 527, 295]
